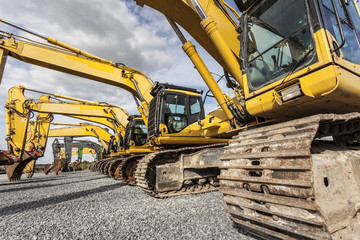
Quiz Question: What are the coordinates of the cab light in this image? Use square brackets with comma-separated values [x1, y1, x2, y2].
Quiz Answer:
[281, 85, 302, 102]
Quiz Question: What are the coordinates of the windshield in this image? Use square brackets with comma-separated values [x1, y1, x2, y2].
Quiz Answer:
[245, 0, 315, 91]
[164, 94, 188, 133]
[133, 123, 147, 146]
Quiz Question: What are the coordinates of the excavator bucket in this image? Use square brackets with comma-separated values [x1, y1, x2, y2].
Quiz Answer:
[44, 158, 65, 175]
[4, 156, 35, 182]
[44, 164, 53, 175]
[53, 158, 65, 175]
[71, 161, 81, 171]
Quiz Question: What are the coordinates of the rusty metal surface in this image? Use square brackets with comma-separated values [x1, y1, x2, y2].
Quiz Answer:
[71, 161, 82, 171]
[135, 143, 226, 198]
[101, 161, 113, 175]
[96, 160, 109, 173]
[117, 155, 144, 185]
[108, 158, 124, 178]
[44, 164, 53, 175]
[4, 156, 35, 182]
[220, 113, 360, 239]
[0, 151, 14, 165]
[53, 158, 65, 175]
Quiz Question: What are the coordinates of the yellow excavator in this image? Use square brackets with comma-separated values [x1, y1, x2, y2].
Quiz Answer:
[3, 85, 156, 181]
[2, 1, 359, 237]
[3, 110, 52, 181]
[55, 142, 101, 162]
[56, 146, 99, 161]
[49, 137, 102, 173]
[0, 21, 229, 193]
[22, 122, 113, 178]
[36, 122, 114, 178]
[23, 122, 110, 178]
[49, 123, 122, 177]
[130, 0, 360, 239]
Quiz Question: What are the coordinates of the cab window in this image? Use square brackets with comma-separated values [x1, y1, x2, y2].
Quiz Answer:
[322, 0, 360, 64]
[190, 97, 201, 115]
[164, 94, 188, 133]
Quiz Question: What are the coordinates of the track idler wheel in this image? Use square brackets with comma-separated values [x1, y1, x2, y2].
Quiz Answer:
[103, 161, 112, 176]
[89, 164, 95, 172]
[121, 159, 138, 185]
[108, 159, 123, 179]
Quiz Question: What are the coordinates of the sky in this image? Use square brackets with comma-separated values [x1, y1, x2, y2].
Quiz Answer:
[0, 0, 239, 163]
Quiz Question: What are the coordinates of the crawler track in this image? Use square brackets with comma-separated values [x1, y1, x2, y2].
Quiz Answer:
[135, 143, 226, 198]
[117, 155, 144, 185]
[108, 158, 124, 179]
[220, 113, 360, 239]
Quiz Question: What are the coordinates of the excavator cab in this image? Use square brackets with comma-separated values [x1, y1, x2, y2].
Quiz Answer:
[243, 0, 315, 92]
[236, 0, 360, 118]
[123, 116, 148, 148]
[147, 83, 204, 140]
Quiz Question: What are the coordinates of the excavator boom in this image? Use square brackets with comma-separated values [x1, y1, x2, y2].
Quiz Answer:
[0, 31, 154, 103]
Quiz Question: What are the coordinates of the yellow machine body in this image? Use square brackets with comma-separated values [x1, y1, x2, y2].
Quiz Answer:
[135, 0, 360, 238]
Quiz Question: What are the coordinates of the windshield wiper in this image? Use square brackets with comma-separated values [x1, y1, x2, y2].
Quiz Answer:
[279, 47, 315, 85]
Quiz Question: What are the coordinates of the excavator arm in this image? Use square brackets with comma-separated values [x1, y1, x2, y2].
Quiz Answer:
[23, 122, 112, 178]
[3, 110, 52, 181]
[134, 0, 240, 72]
[1, 85, 134, 180]
[6, 85, 129, 147]
[61, 137, 102, 163]
[49, 137, 102, 174]
[0, 20, 154, 123]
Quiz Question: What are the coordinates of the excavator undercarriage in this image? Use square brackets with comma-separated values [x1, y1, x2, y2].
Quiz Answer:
[135, 143, 226, 198]
[220, 113, 360, 239]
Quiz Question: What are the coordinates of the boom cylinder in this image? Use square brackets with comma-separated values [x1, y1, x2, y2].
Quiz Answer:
[200, 17, 244, 89]
[47, 37, 109, 63]
[133, 95, 148, 126]
[182, 41, 234, 120]
[52, 122, 83, 126]
[186, 1, 244, 89]
[166, 17, 233, 120]
[0, 18, 110, 64]
[52, 93, 101, 105]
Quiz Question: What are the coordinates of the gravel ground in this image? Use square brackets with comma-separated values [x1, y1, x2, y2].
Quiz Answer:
[0, 171, 257, 240]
